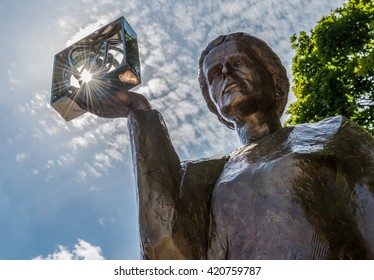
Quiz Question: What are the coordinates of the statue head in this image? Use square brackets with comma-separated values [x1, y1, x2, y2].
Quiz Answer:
[198, 32, 289, 129]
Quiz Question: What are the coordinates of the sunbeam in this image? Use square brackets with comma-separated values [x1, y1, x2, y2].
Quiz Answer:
[80, 69, 93, 83]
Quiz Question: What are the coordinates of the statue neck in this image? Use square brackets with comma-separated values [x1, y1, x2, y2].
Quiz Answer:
[236, 111, 282, 145]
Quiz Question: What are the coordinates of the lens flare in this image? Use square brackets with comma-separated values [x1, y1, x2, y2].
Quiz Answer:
[80, 69, 93, 83]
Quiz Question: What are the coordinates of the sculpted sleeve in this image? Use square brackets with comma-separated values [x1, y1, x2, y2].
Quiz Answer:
[128, 109, 183, 259]
[325, 117, 374, 252]
[327, 117, 374, 188]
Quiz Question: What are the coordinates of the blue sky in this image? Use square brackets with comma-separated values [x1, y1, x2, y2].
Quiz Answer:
[0, 0, 346, 259]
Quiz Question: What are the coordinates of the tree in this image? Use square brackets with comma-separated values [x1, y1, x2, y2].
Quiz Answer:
[286, 0, 374, 134]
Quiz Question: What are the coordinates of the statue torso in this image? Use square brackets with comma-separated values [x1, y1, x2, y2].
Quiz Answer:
[208, 117, 374, 259]
[129, 110, 374, 260]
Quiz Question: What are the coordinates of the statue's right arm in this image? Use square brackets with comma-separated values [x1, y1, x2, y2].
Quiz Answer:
[127, 108, 185, 259]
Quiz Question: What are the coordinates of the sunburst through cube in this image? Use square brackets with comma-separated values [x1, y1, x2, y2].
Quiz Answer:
[51, 16, 141, 121]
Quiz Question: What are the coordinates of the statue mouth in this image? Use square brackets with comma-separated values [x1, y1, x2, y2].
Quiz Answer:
[224, 83, 242, 94]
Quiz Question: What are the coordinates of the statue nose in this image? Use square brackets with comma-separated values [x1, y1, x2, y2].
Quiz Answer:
[222, 63, 235, 78]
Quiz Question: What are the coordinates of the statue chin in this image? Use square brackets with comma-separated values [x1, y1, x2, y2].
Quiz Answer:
[219, 92, 253, 120]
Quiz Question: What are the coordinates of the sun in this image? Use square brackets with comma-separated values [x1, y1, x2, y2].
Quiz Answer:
[80, 69, 93, 83]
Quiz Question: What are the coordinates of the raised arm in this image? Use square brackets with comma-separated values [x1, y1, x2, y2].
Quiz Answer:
[128, 109, 184, 259]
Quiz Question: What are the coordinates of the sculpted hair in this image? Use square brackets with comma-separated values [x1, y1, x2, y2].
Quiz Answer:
[198, 32, 290, 129]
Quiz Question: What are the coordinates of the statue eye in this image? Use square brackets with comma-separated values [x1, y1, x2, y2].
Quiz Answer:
[210, 69, 221, 79]
[234, 58, 243, 67]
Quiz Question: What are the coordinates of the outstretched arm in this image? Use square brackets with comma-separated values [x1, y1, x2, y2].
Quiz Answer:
[128, 109, 184, 259]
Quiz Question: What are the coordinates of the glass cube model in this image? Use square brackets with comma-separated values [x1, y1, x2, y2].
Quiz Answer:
[51, 16, 141, 121]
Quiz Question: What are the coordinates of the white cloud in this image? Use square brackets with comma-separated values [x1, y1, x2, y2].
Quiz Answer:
[72, 239, 105, 260]
[68, 136, 90, 152]
[94, 153, 112, 168]
[71, 116, 93, 130]
[84, 162, 102, 178]
[98, 217, 106, 227]
[105, 147, 123, 162]
[56, 153, 75, 167]
[89, 185, 99, 192]
[45, 160, 55, 169]
[35, 245, 73, 260]
[34, 239, 105, 260]
[78, 170, 88, 182]
[56, 16, 76, 31]
[8, 68, 22, 93]
[16, 153, 28, 162]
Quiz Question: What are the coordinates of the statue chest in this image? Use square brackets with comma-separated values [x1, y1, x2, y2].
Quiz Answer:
[208, 145, 336, 259]
[206, 118, 374, 259]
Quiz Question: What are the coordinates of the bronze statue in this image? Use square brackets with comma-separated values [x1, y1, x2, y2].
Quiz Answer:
[71, 32, 374, 259]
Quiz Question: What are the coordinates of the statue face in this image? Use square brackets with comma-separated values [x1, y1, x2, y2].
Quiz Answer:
[202, 40, 276, 124]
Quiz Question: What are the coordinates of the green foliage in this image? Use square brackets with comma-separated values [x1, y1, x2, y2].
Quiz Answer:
[287, 0, 374, 134]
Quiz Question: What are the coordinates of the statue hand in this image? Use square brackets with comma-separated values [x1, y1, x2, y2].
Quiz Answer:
[70, 87, 151, 118]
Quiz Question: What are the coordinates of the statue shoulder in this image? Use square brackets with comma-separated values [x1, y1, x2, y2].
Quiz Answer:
[286, 115, 374, 154]
[293, 115, 344, 136]
[290, 115, 374, 156]
[324, 115, 374, 154]
[298, 115, 371, 137]
[178, 155, 228, 201]
[287, 116, 345, 153]
[180, 155, 228, 192]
